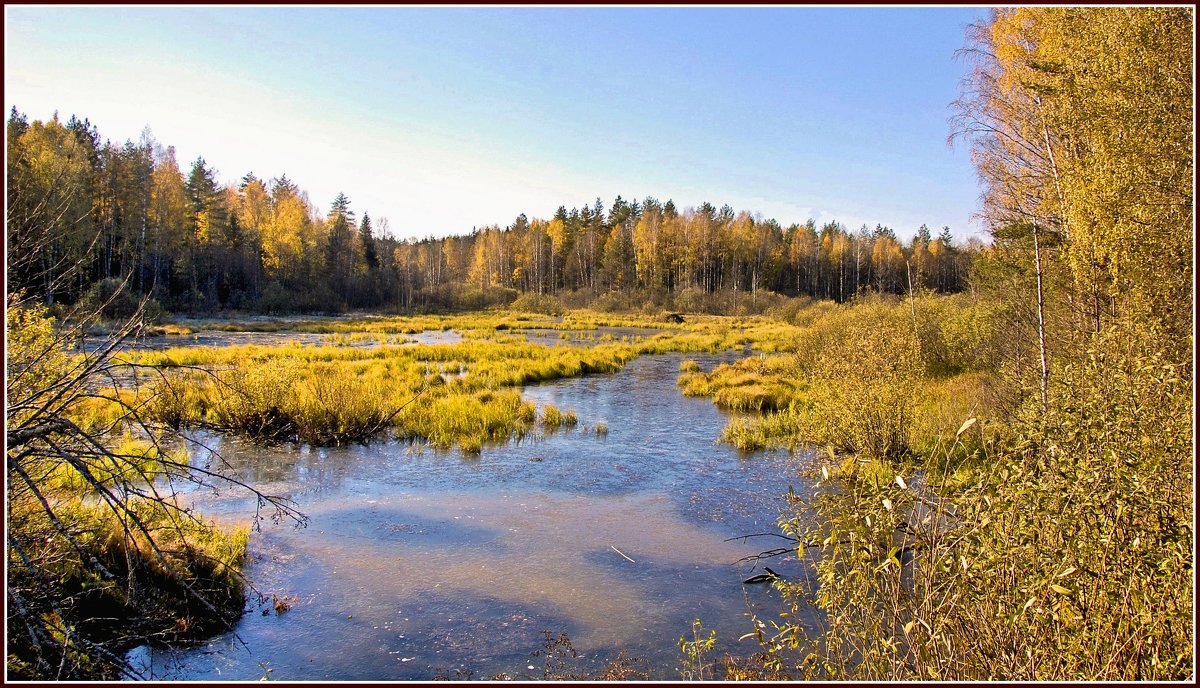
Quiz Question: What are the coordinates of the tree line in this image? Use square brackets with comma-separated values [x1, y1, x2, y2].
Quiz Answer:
[7, 108, 979, 316]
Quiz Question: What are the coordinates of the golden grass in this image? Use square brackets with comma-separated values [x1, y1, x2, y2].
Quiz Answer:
[129, 320, 752, 450]
[540, 403, 578, 429]
[128, 298, 1002, 457]
[678, 354, 800, 412]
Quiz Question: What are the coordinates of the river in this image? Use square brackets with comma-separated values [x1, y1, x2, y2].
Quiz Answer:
[124, 333, 815, 680]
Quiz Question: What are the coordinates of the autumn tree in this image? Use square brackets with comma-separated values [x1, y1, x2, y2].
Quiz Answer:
[6, 111, 96, 306]
[953, 6, 1192, 399]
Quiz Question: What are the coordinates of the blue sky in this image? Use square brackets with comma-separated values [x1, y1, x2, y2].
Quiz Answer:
[5, 6, 990, 241]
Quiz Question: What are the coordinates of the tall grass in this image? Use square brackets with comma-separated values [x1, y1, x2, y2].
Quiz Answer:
[679, 354, 800, 412]
[539, 403, 578, 429]
[132, 324, 754, 451]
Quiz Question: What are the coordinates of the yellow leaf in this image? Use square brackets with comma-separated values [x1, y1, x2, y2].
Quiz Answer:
[956, 417, 977, 437]
[1050, 584, 1072, 595]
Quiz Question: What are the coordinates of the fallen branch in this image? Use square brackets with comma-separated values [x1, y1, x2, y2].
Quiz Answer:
[743, 566, 782, 585]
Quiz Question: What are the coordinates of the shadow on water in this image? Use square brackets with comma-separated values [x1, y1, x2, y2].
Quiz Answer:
[132, 348, 818, 680]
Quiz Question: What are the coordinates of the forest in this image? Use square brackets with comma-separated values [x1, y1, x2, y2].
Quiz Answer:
[6, 107, 978, 316]
[5, 5, 1193, 682]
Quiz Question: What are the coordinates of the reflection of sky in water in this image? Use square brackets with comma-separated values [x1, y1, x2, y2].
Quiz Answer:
[132, 351, 818, 680]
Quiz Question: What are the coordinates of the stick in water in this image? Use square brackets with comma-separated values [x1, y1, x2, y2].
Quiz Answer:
[610, 545, 635, 563]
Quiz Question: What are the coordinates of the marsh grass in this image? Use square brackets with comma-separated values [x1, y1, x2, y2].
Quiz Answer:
[179, 309, 620, 339]
[322, 332, 388, 347]
[402, 390, 536, 453]
[144, 323, 196, 337]
[131, 334, 694, 450]
[679, 354, 800, 413]
[539, 403, 578, 429]
[135, 301, 999, 457]
[719, 412, 804, 452]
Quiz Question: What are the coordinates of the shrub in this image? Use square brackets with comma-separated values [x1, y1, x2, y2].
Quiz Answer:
[747, 324, 1193, 681]
[509, 292, 565, 315]
[256, 281, 294, 315]
[6, 298, 275, 680]
[589, 290, 644, 313]
[76, 278, 164, 324]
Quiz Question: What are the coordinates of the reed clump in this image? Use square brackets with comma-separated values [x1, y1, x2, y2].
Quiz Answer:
[539, 403, 578, 429]
[400, 390, 536, 453]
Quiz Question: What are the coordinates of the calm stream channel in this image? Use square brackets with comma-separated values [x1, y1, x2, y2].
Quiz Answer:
[124, 331, 816, 680]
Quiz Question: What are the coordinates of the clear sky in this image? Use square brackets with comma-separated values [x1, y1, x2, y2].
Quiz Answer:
[5, 5, 991, 242]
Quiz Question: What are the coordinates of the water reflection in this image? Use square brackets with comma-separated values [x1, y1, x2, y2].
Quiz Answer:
[133, 351, 815, 680]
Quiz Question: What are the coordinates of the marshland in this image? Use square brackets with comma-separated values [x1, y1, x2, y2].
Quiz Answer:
[35, 297, 993, 679]
[6, 5, 1192, 682]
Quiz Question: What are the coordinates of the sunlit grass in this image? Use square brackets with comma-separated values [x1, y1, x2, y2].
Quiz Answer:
[673, 295, 1004, 461]
[540, 403, 578, 429]
[124, 301, 1004, 457]
[144, 323, 196, 336]
[678, 354, 800, 412]
[128, 321, 757, 450]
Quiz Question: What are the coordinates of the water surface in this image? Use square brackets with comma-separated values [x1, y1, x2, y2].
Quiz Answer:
[128, 348, 812, 680]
